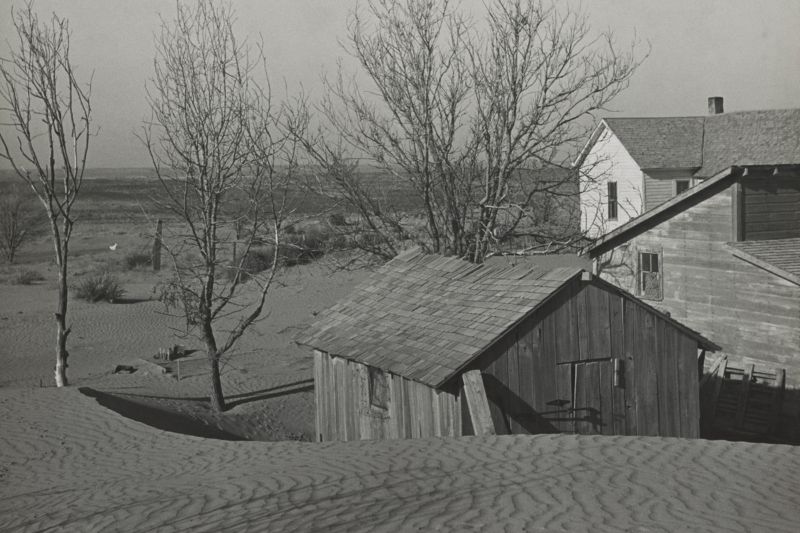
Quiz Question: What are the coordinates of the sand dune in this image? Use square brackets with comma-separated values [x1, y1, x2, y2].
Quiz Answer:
[2, 387, 799, 532]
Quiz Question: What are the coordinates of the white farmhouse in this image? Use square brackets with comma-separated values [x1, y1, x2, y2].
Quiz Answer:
[577, 97, 800, 237]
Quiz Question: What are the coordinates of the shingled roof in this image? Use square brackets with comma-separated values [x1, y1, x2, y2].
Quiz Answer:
[727, 238, 800, 286]
[604, 117, 705, 169]
[296, 249, 584, 388]
[696, 109, 800, 177]
[596, 108, 800, 175]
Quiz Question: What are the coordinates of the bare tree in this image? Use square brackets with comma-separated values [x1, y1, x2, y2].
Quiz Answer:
[0, 3, 92, 386]
[294, 0, 643, 263]
[142, 0, 298, 412]
[0, 185, 42, 263]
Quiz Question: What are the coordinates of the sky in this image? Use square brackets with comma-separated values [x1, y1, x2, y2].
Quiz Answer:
[1, 0, 799, 169]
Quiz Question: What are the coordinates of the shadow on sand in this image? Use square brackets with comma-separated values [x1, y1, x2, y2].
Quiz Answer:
[79, 387, 245, 441]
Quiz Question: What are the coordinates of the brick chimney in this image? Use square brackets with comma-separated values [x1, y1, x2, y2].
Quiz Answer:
[708, 96, 724, 114]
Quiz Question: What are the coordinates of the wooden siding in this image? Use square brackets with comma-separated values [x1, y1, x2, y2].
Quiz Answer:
[599, 178, 800, 382]
[742, 176, 800, 240]
[466, 278, 701, 438]
[314, 350, 461, 442]
[643, 170, 696, 211]
[580, 127, 645, 238]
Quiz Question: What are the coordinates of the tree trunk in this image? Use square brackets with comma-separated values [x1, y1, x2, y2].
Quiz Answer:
[205, 331, 225, 411]
[54, 262, 69, 387]
[207, 352, 225, 411]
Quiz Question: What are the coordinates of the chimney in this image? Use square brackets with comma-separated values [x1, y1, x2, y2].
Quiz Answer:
[708, 96, 724, 114]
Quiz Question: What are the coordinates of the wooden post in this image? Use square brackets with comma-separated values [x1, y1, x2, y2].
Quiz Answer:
[152, 219, 163, 271]
[707, 356, 728, 429]
[770, 369, 786, 434]
[462, 370, 496, 436]
[735, 363, 754, 428]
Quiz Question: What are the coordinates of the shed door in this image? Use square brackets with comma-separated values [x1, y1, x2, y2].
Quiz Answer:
[571, 360, 615, 435]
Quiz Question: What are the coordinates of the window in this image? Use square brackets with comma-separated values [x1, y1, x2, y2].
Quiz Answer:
[638, 251, 662, 300]
[607, 182, 618, 220]
[368, 366, 389, 410]
[675, 179, 691, 195]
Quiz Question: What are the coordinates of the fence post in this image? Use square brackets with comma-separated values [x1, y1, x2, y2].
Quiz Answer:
[152, 219, 162, 271]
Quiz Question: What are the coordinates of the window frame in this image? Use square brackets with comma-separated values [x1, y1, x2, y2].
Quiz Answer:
[367, 365, 390, 410]
[637, 248, 663, 301]
[607, 181, 618, 221]
[675, 179, 691, 195]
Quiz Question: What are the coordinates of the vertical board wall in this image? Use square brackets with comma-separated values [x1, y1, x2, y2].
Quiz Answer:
[314, 350, 461, 442]
[470, 278, 701, 438]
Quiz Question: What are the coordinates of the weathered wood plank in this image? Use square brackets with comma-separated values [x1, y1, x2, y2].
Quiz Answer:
[682, 337, 701, 438]
[640, 312, 660, 436]
[612, 357, 627, 435]
[402, 378, 413, 438]
[506, 332, 522, 434]
[462, 370, 496, 436]
[357, 363, 371, 440]
[599, 361, 615, 435]
[313, 350, 324, 442]
[655, 321, 670, 436]
[576, 284, 590, 360]
[735, 364, 755, 428]
[554, 363, 573, 434]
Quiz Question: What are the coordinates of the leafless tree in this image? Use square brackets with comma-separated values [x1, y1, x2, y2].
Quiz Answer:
[294, 0, 643, 263]
[0, 185, 42, 263]
[142, 0, 299, 412]
[0, 3, 92, 386]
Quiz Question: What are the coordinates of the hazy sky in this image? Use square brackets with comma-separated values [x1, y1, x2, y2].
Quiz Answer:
[1, 0, 799, 168]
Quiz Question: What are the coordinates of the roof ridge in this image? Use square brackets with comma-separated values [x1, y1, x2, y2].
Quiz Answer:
[604, 115, 705, 120]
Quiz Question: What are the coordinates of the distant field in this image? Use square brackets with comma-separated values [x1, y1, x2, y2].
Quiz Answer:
[0, 167, 579, 240]
[0, 167, 422, 221]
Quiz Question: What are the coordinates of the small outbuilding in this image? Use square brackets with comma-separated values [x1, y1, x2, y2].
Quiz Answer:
[296, 249, 718, 442]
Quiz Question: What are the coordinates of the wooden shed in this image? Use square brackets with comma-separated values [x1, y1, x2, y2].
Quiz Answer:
[296, 249, 718, 442]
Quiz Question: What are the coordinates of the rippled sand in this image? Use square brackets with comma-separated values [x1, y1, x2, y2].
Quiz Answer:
[2, 387, 799, 532]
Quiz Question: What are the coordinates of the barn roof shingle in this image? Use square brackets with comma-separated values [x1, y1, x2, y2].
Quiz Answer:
[727, 238, 800, 286]
[296, 249, 584, 388]
[297, 249, 716, 388]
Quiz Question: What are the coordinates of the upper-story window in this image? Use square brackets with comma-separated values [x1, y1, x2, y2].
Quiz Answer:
[607, 182, 618, 220]
[638, 250, 662, 300]
[675, 180, 691, 195]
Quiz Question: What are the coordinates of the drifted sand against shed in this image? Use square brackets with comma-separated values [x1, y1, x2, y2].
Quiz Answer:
[2, 387, 799, 532]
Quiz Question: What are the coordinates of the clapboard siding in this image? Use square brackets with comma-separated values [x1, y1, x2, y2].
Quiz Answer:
[599, 177, 800, 381]
[466, 278, 701, 439]
[314, 350, 460, 442]
[580, 127, 645, 237]
[643, 170, 696, 211]
[743, 176, 800, 240]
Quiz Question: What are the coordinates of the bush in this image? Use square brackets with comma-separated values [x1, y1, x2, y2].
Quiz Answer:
[228, 245, 276, 281]
[282, 231, 326, 266]
[328, 212, 348, 226]
[124, 251, 151, 270]
[14, 269, 45, 285]
[74, 273, 126, 303]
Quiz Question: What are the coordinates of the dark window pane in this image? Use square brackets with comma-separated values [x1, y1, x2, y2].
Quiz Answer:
[651, 253, 659, 273]
[607, 182, 618, 220]
[676, 180, 690, 194]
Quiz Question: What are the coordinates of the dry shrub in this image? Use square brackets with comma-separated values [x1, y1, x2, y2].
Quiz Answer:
[14, 269, 45, 285]
[74, 272, 126, 303]
[124, 251, 152, 270]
